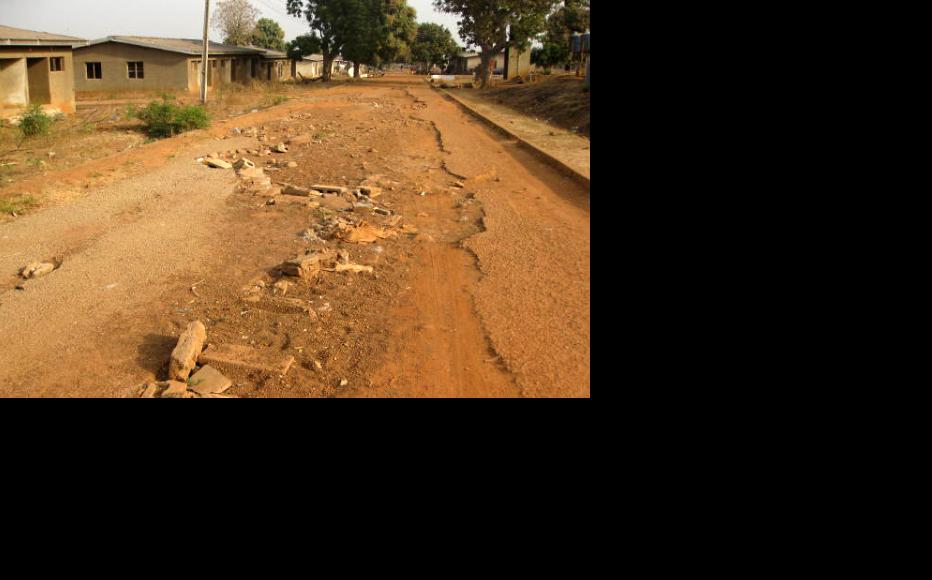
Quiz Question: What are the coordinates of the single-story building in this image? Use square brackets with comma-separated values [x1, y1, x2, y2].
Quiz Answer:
[71, 36, 291, 96]
[293, 54, 324, 79]
[1, 24, 83, 115]
[448, 48, 531, 79]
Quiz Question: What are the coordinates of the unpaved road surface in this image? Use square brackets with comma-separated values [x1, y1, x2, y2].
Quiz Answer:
[0, 77, 590, 398]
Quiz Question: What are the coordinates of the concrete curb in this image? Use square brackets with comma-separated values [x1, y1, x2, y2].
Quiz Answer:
[434, 86, 590, 191]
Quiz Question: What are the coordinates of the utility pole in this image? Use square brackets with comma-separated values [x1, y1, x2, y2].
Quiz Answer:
[201, 0, 210, 104]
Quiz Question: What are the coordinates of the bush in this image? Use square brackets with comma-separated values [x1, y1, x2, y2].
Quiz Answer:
[135, 98, 209, 138]
[19, 105, 53, 137]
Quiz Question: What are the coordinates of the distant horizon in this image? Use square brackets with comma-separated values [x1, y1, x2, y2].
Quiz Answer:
[0, 0, 465, 47]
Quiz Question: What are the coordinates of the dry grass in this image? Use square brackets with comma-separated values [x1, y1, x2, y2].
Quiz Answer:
[483, 75, 590, 137]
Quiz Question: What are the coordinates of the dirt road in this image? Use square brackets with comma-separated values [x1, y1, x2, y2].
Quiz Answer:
[0, 77, 590, 398]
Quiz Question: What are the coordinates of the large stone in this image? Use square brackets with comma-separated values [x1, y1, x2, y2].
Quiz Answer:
[274, 143, 289, 153]
[20, 262, 55, 279]
[312, 184, 348, 194]
[168, 321, 207, 381]
[282, 184, 315, 197]
[233, 158, 256, 170]
[204, 158, 233, 169]
[281, 250, 337, 277]
[198, 344, 296, 377]
[161, 381, 191, 398]
[188, 365, 233, 396]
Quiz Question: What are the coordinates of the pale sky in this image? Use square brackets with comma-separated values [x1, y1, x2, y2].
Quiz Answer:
[0, 0, 463, 45]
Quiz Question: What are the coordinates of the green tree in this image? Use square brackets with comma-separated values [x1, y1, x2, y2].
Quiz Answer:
[342, 0, 385, 78]
[434, 0, 558, 88]
[212, 0, 260, 46]
[379, 0, 419, 65]
[411, 22, 459, 73]
[544, 0, 589, 61]
[252, 18, 287, 51]
[287, 0, 355, 81]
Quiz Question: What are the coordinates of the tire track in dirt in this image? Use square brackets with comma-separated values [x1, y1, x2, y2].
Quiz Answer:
[411, 86, 590, 397]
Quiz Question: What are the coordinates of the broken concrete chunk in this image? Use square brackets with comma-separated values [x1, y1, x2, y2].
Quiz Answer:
[282, 184, 314, 197]
[198, 344, 296, 377]
[161, 381, 191, 399]
[188, 365, 233, 396]
[20, 262, 56, 279]
[334, 263, 374, 274]
[204, 158, 233, 169]
[281, 249, 337, 277]
[233, 158, 256, 170]
[168, 321, 207, 381]
[358, 185, 382, 198]
[274, 143, 289, 153]
[312, 184, 348, 194]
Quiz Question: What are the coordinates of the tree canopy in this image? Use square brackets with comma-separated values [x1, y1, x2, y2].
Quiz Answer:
[411, 22, 460, 72]
[434, 0, 559, 87]
[212, 0, 260, 46]
[252, 18, 287, 51]
[288, 0, 420, 78]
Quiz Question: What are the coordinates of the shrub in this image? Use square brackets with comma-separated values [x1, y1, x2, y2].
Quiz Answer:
[135, 98, 209, 138]
[19, 105, 52, 137]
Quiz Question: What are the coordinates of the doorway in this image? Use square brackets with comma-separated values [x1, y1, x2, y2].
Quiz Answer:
[26, 58, 51, 105]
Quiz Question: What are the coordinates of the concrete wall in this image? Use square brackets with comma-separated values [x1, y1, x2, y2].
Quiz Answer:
[0, 58, 28, 109]
[0, 47, 76, 113]
[73, 42, 189, 94]
[504, 48, 532, 80]
[294, 60, 322, 79]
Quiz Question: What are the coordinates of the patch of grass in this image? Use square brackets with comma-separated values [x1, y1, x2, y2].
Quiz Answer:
[262, 94, 288, 108]
[0, 194, 38, 215]
[135, 98, 210, 138]
[20, 105, 53, 137]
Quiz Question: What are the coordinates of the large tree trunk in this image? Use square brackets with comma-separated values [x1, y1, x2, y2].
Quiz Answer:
[322, 52, 334, 82]
[354, 61, 362, 79]
[478, 50, 494, 89]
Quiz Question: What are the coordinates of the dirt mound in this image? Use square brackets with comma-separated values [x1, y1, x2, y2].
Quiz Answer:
[485, 75, 590, 137]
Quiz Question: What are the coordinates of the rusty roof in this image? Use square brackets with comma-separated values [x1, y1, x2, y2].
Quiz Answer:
[78, 36, 287, 58]
[0, 24, 84, 45]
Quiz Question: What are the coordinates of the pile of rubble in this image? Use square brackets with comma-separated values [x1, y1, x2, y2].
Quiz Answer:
[138, 321, 230, 398]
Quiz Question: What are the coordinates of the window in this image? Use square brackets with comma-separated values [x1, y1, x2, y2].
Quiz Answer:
[49, 57, 64, 72]
[85, 62, 102, 80]
[127, 61, 144, 79]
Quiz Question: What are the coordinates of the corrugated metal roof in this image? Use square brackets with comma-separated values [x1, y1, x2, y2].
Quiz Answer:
[0, 24, 84, 45]
[77, 36, 283, 57]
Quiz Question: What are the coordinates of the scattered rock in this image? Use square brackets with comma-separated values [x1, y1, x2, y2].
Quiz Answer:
[168, 321, 207, 381]
[20, 262, 56, 279]
[453, 181, 465, 188]
[336, 221, 394, 244]
[274, 143, 289, 153]
[187, 365, 233, 396]
[203, 158, 233, 169]
[233, 158, 256, 170]
[272, 279, 293, 296]
[312, 184, 348, 194]
[198, 344, 296, 377]
[286, 161, 298, 168]
[334, 263, 374, 274]
[282, 184, 315, 197]
[358, 185, 382, 198]
[161, 381, 192, 399]
[281, 249, 338, 278]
